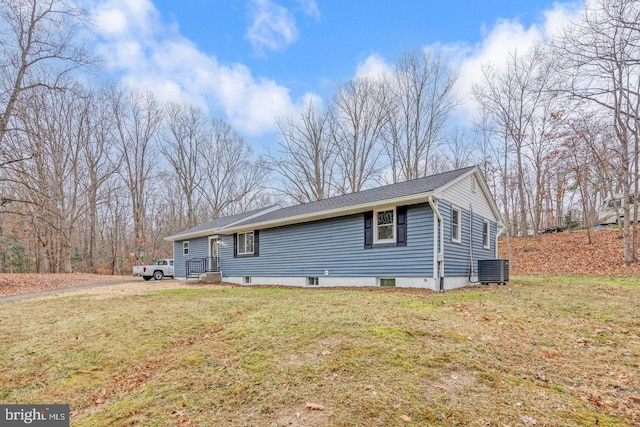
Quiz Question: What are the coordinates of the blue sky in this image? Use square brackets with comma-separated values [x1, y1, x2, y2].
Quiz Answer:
[86, 0, 583, 148]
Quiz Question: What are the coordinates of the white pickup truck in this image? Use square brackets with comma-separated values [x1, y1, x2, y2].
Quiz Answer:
[132, 259, 174, 281]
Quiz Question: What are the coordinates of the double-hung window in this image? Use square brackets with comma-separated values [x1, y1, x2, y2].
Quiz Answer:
[237, 232, 254, 255]
[452, 207, 461, 243]
[183, 241, 189, 255]
[374, 208, 396, 244]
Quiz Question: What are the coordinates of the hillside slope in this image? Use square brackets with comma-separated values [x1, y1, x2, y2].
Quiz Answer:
[498, 228, 640, 276]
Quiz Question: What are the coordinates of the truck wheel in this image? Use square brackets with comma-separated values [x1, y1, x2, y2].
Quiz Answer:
[143, 276, 152, 281]
[153, 270, 164, 281]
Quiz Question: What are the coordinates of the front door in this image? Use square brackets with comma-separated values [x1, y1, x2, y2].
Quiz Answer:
[209, 237, 219, 271]
[210, 238, 218, 258]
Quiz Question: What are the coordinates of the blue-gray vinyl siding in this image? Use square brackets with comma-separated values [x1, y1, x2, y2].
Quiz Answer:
[173, 236, 210, 278]
[440, 200, 497, 277]
[219, 204, 434, 278]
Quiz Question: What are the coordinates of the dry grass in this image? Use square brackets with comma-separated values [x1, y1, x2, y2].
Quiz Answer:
[1, 277, 639, 426]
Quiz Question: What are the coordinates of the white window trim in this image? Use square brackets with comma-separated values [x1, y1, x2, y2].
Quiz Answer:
[183, 241, 189, 255]
[373, 207, 396, 244]
[237, 232, 254, 255]
[483, 220, 491, 249]
[452, 207, 461, 243]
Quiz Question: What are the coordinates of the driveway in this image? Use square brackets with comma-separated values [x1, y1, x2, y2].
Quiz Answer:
[0, 278, 216, 304]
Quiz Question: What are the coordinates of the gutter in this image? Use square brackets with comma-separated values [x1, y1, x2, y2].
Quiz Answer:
[428, 196, 445, 293]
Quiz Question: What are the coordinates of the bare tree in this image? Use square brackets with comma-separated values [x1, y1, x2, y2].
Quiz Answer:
[473, 45, 554, 237]
[553, 0, 640, 264]
[199, 118, 267, 218]
[110, 89, 163, 264]
[473, 106, 518, 244]
[79, 88, 117, 273]
[444, 128, 474, 170]
[559, 109, 613, 243]
[383, 51, 458, 182]
[0, 0, 93, 151]
[3, 84, 91, 272]
[332, 78, 388, 193]
[269, 99, 336, 203]
[99, 182, 129, 275]
[160, 102, 207, 228]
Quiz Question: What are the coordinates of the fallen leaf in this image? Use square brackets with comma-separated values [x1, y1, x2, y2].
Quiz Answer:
[520, 415, 537, 425]
[306, 402, 324, 411]
[400, 414, 412, 422]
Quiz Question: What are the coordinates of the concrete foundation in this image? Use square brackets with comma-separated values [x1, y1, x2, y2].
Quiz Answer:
[199, 272, 222, 283]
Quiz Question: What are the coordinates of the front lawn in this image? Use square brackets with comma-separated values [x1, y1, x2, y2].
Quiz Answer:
[1, 277, 638, 426]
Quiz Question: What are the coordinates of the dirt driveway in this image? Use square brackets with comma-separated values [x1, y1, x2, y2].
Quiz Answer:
[0, 275, 219, 304]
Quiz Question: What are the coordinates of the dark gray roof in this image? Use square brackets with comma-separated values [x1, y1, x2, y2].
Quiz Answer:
[168, 206, 277, 238]
[230, 166, 476, 228]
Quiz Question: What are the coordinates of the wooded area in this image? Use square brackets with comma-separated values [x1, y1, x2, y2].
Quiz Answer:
[1, 0, 639, 274]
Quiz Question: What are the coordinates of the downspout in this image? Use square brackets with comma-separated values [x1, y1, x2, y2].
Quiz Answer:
[469, 204, 477, 283]
[428, 196, 445, 293]
[496, 222, 506, 259]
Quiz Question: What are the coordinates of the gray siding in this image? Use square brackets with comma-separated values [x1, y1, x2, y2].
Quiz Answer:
[440, 200, 497, 277]
[173, 236, 209, 278]
[219, 204, 434, 278]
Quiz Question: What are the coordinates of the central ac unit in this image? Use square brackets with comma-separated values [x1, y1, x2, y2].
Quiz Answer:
[477, 259, 509, 285]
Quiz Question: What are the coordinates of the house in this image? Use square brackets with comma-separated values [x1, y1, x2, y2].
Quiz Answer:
[165, 166, 503, 291]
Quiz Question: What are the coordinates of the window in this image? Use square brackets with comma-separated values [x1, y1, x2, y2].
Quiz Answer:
[452, 208, 461, 243]
[374, 208, 396, 244]
[307, 277, 319, 286]
[483, 220, 490, 249]
[237, 232, 254, 255]
[243, 276, 251, 284]
[379, 278, 396, 287]
[183, 242, 189, 255]
[365, 207, 406, 249]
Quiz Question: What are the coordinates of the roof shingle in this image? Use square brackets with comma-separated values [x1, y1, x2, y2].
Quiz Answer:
[230, 166, 475, 228]
[167, 166, 476, 239]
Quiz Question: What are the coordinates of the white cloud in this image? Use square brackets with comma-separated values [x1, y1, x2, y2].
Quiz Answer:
[297, 0, 320, 18]
[92, 0, 161, 39]
[542, 1, 583, 38]
[355, 54, 393, 80]
[246, 0, 299, 53]
[87, 0, 314, 136]
[428, 2, 584, 125]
